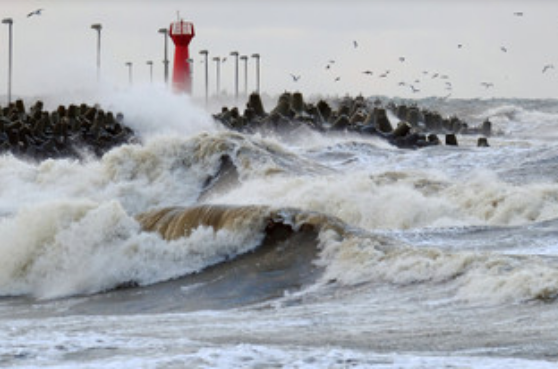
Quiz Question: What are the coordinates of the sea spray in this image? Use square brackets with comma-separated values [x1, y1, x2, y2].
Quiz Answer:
[0, 202, 272, 299]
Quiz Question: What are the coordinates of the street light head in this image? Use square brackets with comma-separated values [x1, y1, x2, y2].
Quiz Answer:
[158, 28, 168, 35]
[146, 61, 153, 65]
[212, 57, 220, 62]
[91, 23, 102, 31]
[251, 53, 260, 59]
[240, 55, 248, 61]
[230, 51, 239, 56]
[199, 50, 208, 55]
[125, 62, 132, 66]
[2, 18, 13, 25]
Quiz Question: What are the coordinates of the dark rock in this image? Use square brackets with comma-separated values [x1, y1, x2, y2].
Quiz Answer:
[392, 121, 411, 138]
[0, 100, 138, 161]
[211, 92, 490, 152]
[481, 119, 492, 136]
[248, 93, 265, 117]
[445, 134, 458, 146]
[374, 108, 393, 133]
[477, 137, 490, 147]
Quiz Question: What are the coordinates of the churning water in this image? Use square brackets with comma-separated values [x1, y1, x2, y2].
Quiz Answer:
[1, 88, 558, 368]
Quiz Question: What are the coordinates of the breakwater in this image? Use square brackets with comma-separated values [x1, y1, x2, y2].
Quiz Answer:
[213, 92, 492, 148]
[0, 99, 137, 160]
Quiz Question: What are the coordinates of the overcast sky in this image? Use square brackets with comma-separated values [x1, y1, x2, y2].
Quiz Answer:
[1, 0, 557, 102]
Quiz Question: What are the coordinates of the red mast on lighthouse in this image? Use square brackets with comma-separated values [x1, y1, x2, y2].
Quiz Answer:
[169, 14, 195, 93]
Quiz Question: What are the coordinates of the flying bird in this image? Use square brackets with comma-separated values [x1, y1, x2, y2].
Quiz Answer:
[221, 57, 227, 63]
[481, 82, 494, 89]
[399, 57, 405, 62]
[513, 11, 524, 16]
[353, 40, 358, 48]
[409, 85, 420, 93]
[500, 46, 508, 53]
[290, 74, 301, 82]
[27, 8, 44, 17]
[457, 44, 463, 49]
[334, 76, 341, 82]
[542, 64, 554, 73]
[362, 70, 373, 75]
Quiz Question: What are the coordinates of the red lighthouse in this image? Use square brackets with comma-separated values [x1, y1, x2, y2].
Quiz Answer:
[169, 19, 195, 93]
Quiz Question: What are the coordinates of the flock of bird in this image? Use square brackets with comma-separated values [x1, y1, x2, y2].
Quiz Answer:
[288, 10, 555, 97]
[8, 7, 557, 98]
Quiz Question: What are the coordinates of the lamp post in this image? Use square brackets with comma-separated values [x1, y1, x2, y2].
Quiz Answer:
[199, 50, 209, 105]
[230, 51, 239, 101]
[212, 56, 221, 96]
[158, 28, 169, 84]
[2, 18, 13, 104]
[125, 62, 133, 86]
[251, 53, 260, 94]
[240, 55, 248, 97]
[146, 60, 153, 84]
[187, 58, 194, 94]
[90, 23, 102, 82]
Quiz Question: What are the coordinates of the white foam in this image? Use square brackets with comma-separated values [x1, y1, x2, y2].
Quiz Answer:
[0, 200, 266, 299]
[315, 227, 558, 303]
[212, 166, 558, 231]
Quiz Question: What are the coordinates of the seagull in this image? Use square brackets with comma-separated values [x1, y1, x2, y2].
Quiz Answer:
[398, 81, 406, 86]
[500, 46, 508, 53]
[481, 82, 494, 89]
[457, 44, 463, 49]
[221, 57, 227, 63]
[542, 64, 554, 73]
[431, 73, 439, 79]
[353, 40, 358, 48]
[27, 8, 44, 17]
[410, 85, 420, 93]
[399, 57, 405, 62]
[362, 70, 373, 75]
[290, 74, 301, 82]
[334, 76, 341, 82]
[513, 11, 524, 16]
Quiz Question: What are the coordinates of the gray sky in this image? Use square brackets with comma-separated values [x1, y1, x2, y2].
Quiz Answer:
[1, 0, 557, 101]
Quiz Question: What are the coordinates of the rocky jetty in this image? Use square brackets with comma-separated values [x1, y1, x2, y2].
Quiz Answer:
[213, 92, 492, 149]
[0, 99, 137, 160]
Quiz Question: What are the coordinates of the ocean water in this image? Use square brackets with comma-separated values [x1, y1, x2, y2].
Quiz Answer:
[1, 88, 558, 368]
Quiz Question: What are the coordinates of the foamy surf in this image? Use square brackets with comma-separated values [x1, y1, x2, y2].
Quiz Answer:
[2, 92, 558, 368]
